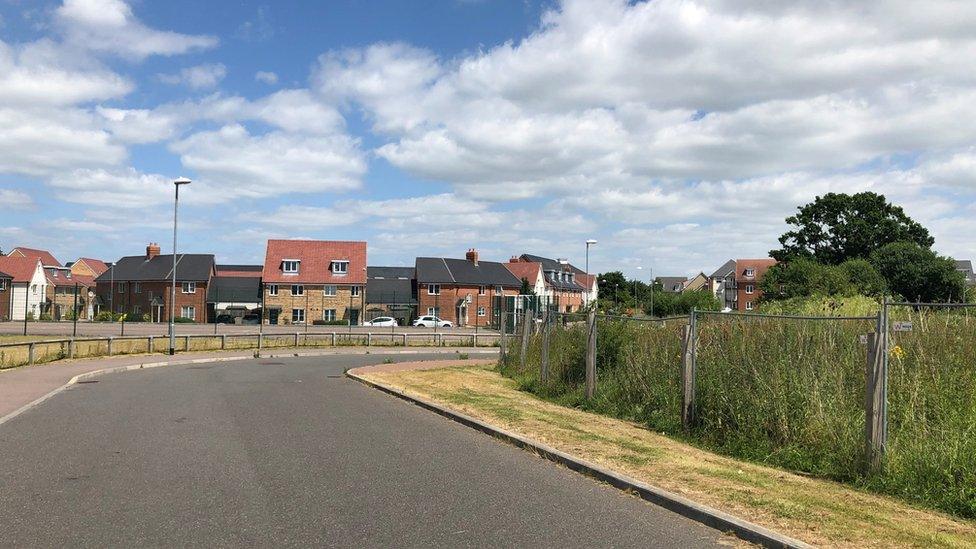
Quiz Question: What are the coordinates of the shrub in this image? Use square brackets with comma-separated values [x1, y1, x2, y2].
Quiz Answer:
[95, 311, 114, 322]
[38, 313, 53, 321]
[174, 317, 195, 323]
[313, 319, 348, 326]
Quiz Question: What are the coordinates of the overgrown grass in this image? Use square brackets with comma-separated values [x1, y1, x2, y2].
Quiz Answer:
[500, 312, 976, 519]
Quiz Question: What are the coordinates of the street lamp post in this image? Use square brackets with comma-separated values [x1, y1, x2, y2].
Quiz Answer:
[584, 239, 597, 308]
[169, 177, 191, 355]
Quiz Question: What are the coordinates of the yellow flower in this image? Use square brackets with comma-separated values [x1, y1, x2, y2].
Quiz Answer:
[890, 345, 905, 359]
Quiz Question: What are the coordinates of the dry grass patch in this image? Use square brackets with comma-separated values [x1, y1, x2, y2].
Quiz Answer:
[360, 364, 976, 549]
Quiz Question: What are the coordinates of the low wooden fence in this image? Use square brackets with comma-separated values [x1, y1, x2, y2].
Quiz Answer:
[0, 331, 500, 370]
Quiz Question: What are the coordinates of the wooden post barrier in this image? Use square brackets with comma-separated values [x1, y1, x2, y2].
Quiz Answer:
[68, 339, 75, 359]
[148, 336, 154, 354]
[680, 323, 696, 429]
[540, 311, 551, 384]
[184, 335, 190, 351]
[28, 342, 36, 365]
[865, 331, 887, 472]
[295, 332, 300, 348]
[499, 299, 508, 363]
[585, 310, 597, 399]
[107, 337, 114, 356]
[519, 307, 531, 371]
[221, 334, 227, 350]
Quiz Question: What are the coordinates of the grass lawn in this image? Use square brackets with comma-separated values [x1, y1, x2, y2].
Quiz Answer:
[358, 363, 976, 548]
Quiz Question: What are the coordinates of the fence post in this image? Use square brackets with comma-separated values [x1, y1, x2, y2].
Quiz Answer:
[681, 313, 698, 429]
[28, 342, 35, 365]
[519, 306, 531, 370]
[865, 325, 888, 472]
[499, 299, 508, 363]
[68, 339, 75, 359]
[367, 332, 372, 347]
[258, 333, 263, 355]
[148, 336, 154, 353]
[295, 332, 300, 348]
[185, 335, 190, 351]
[540, 311, 551, 384]
[332, 332, 337, 346]
[585, 310, 597, 399]
[401, 333, 407, 346]
[107, 336, 113, 356]
[221, 334, 226, 350]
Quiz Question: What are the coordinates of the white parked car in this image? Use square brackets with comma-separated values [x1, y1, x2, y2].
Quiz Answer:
[363, 316, 400, 326]
[413, 316, 453, 328]
[364, 316, 399, 327]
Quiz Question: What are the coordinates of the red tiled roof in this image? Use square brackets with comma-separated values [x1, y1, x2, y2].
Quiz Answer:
[504, 261, 542, 283]
[735, 258, 778, 282]
[10, 247, 61, 267]
[0, 256, 42, 283]
[576, 273, 596, 288]
[76, 257, 109, 276]
[45, 270, 95, 288]
[262, 240, 367, 284]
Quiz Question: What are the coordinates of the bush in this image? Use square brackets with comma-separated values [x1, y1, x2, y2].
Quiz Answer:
[38, 313, 53, 321]
[174, 317, 195, 323]
[26, 311, 35, 321]
[313, 319, 348, 326]
[95, 311, 114, 322]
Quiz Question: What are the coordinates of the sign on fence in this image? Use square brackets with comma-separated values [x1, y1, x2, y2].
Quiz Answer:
[893, 321, 913, 332]
[859, 334, 868, 345]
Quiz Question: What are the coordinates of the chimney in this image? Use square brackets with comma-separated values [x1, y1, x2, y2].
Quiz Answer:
[146, 242, 160, 260]
[465, 248, 479, 266]
[509, 256, 520, 263]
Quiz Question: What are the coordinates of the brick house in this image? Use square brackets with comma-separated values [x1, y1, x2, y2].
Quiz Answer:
[44, 266, 95, 320]
[415, 249, 521, 327]
[515, 254, 589, 312]
[261, 240, 367, 325]
[0, 270, 11, 321]
[70, 257, 110, 279]
[95, 243, 216, 322]
[734, 258, 778, 312]
[0, 256, 47, 320]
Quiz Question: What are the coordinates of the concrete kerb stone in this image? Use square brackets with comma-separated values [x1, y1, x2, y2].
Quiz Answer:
[346, 369, 814, 549]
[0, 347, 498, 429]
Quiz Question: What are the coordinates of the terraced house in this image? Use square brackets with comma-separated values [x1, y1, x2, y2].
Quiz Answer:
[261, 240, 366, 325]
[415, 249, 521, 327]
[95, 243, 216, 322]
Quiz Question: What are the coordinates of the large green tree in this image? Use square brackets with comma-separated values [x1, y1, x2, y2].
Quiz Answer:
[770, 192, 933, 264]
[760, 257, 888, 300]
[869, 242, 966, 302]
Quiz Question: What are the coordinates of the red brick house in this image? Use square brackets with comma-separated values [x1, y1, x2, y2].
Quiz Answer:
[415, 249, 521, 327]
[0, 269, 11, 321]
[261, 240, 367, 325]
[95, 243, 216, 322]
[734, 258, 778, 312]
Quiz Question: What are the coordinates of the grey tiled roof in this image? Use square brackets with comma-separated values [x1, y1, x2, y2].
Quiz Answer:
[207, 276, 261, 302]
[367, 266, 416, 304]
[709, 259, 736, 279]
[416, 257, 521, 287]
[95, 254, 215, 282]
[519, 253, 586, 291]
[656, 276, 687, 292]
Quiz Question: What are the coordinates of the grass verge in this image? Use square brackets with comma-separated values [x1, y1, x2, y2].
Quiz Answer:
[359, 363, 976, 548]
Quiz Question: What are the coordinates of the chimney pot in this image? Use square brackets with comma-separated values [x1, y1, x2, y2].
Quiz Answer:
[465, 248, 479, 265]
[146, 242, 161, 260]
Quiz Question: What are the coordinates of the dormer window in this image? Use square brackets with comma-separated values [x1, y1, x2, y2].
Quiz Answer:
[332, 260, 349, 275]
[282, 259, 300, 274]
[744, 268, 755, 278]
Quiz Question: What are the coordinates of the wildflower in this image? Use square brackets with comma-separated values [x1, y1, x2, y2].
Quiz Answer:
[890, 345, 905, 359]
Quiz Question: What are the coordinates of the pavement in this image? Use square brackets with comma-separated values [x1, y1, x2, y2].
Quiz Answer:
[0, 353, 724, 548]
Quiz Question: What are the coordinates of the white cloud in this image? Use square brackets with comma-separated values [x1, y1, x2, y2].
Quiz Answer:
[0, 189, 34, 208]
[255, 71, 278, 85]
[0, 107, 125, 176]
[158, 63, 227, 89]
[55, 0, 217, 60]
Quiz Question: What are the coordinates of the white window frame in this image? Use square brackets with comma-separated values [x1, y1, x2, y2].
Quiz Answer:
[118, 283, 126, 294]
[744, 268, 755, 278]
[427, 307, 440, 316]
[182, 281, 196, 294]
[181, 305, 195, 320]
[745, 284, 754, 294]
[745, 301, 754, 311]
[324, 285, 337, 296]
[351, 286, 361, 297]
[428, 284, 440, 296]
[478, 285, 486, 295]
[292, 308, 305, 323]
[323, 309, 336, 322]
[267, 284, 278, 296]
[134, 282, 142, 294]
[282, 259, 300, 274]
[332, 260, 349, 275]
[0, 279, 5, 291]
[477, 306, 486, 317]
[291, 284, 304, 296]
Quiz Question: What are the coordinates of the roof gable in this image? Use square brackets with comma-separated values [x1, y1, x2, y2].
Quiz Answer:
[0, 256, 43, 283]
[9, 247, 61, 267]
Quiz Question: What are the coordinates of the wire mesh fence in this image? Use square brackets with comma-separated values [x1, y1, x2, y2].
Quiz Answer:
[498, 301, 976, 518]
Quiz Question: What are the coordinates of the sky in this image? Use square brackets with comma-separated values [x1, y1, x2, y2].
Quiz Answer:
[2, 0, 976, 280]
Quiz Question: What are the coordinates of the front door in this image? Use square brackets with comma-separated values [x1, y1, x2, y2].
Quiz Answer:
[268, 308, 280, 325]
[349, 308, 360, 325]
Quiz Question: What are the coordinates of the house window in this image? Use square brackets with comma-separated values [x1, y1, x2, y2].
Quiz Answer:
[478, 285, 486, 295]
[282, 260, 300, 274]
[324, 285, 337, 296]
[133, 306, 142, 315]
[496, 286, 503, 294]
[182, 282, 196, 294]
[745, 284, 754, 294]
[292, 308, 305, 323]
[118, 283, 126, 294]
[134, 282, 141, 294]
[181, 305, 195, 320]
[268, 284, 278, 296]
[323, 309, 336, 322]
[745, 301, 754, 311]
[428, 284, 440, 295]
[291, 285, 304, 296]
[332, 260, 349, 274]
[477, 306, 486, 317]
[744, 268, 755, 278]
[31, 284, 38, 295]
[351, 286, 361, 297]
[427, 307, 440, 317]
[148, 291, 154, 300]
[0, 280, 5, 291]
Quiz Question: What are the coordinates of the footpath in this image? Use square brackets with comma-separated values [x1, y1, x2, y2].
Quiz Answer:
[0, 346, 496, 425]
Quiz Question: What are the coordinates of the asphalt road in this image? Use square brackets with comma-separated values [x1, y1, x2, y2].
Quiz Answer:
[0, 321, 496, 338]
[0, 354, 724, 548]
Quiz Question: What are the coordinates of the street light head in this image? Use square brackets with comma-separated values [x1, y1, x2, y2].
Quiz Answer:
[586, 239, 598, 245]
[174, 176, 192, 186]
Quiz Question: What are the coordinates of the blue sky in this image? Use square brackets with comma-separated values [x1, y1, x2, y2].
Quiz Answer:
[2, 0, 976, 279]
